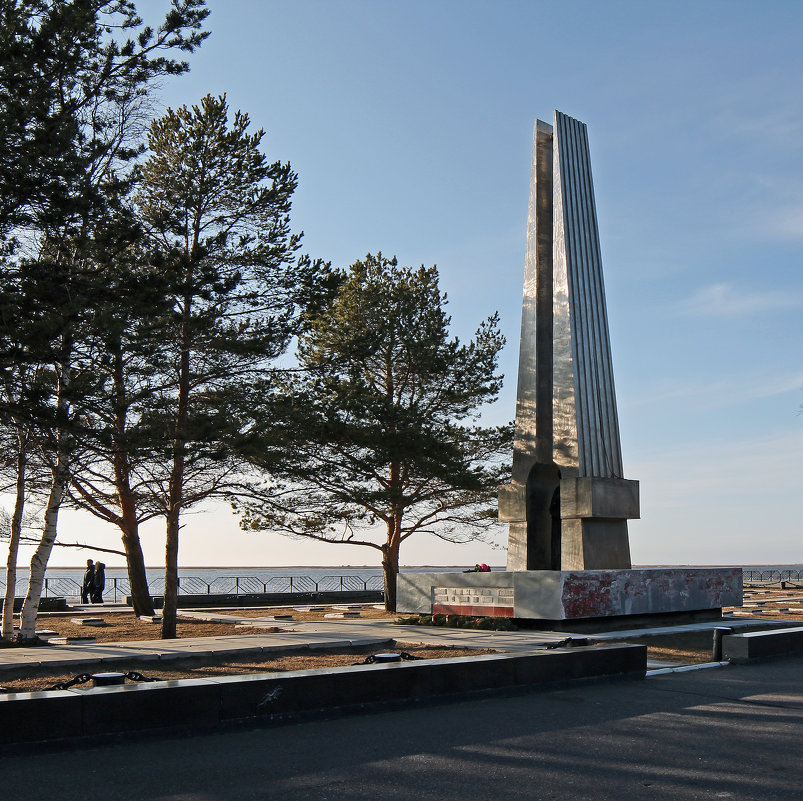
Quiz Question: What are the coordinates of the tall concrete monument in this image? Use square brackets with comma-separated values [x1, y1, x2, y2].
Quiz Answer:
[499, 111, 639, 573]
[396, 111, 742, 625]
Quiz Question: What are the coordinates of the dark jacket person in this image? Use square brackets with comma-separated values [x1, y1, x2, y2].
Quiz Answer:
[92, 562, 106, 603]
[81, 560, 95, 604]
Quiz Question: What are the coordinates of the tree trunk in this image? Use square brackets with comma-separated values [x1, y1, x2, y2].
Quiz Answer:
[381, 555, 399, 612]
[161, 279, 191, 639]
[160, 410, 185, 638]
[2, 438, 26, 639]
[383, 460, 403, 611]
[111, 346, 154, 616]
[121, 524, 154, 617]
[20, 356, 71, 641]
[161, 441, 184, 637]
[19, 460, 68, 640]
[161, 507, 180, 638]
[382, 532, 401, 612]
[115, 464, 154, 616]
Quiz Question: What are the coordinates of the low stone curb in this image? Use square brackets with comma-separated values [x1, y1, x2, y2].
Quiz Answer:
[723, 626, 803, 663]
[646, 661, 730, 676]
[0, 643, 645, 748]
[140, 590, 383, 609]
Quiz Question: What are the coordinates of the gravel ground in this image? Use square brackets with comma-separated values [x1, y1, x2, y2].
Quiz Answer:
[0, 614, 274, 645]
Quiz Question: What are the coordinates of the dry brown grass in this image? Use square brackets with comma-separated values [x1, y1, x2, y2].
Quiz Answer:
[231, 605, 395, 622]
[0, 643, 497, 693]
[1, 613, 271, 645]
[2, 605, 398, 645]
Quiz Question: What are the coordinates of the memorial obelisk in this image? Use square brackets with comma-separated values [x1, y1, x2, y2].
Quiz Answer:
[395, 112, 741, 624]
[499, 110, 639, 572]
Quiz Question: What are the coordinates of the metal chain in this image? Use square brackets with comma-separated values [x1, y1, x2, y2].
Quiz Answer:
[49, 673, 93, 691]
[354, 651, 423, 665]
[48, 671, 157, 691]
[545, 637, 590, 649]
[124, 671, 157, 683]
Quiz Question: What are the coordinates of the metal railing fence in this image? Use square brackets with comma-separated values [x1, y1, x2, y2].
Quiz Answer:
[2, 570, 799, 602]
[0, 574, 385, 602]
[743, 569, 803, 585]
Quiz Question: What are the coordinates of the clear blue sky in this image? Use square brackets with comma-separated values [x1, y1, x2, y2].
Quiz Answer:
[18, 0, 803, 567]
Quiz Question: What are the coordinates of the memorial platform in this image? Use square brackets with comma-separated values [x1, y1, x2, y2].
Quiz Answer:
[397, 567, 743, 625]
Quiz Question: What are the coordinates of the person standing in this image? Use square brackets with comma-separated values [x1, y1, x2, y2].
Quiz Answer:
[92, 562, 106, 604]
[81, 560, 95, 604]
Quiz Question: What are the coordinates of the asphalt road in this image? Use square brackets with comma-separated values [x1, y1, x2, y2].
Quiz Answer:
[2, 657, 801, 801]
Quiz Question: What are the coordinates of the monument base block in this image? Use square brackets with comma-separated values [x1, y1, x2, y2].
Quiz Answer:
[560, 519, 632, 570]
[397, 568, 743, 624]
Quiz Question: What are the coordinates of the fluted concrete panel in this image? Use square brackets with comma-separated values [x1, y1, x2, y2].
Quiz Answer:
[551, 123, 579, 474]
[553, 111, 623, 478]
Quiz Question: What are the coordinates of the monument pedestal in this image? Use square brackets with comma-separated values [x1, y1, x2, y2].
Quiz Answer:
[500, 476, 640, 571]
[396, 567, 743, 626]
[559, 477, 639, 570]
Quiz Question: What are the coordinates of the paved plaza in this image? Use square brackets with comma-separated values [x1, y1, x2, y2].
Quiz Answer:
[1, 651, 800, 801]
[1, 606, 801, 800]
[0, 608, 782, 674]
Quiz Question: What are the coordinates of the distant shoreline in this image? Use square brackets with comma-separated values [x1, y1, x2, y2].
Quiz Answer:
[9, 560, 803, 573]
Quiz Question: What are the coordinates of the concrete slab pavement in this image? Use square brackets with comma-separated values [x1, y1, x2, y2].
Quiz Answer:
[0, 632, 396, 673]
[1, 612, 791, 674]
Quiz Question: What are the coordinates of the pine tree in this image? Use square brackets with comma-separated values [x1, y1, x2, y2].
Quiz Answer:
[135, 94, 322, 638]
[238, 254, 512, 611]
[0, 0, 209, 239]
[62, 216, 172, 617]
